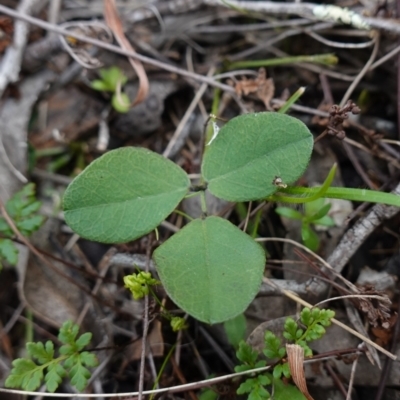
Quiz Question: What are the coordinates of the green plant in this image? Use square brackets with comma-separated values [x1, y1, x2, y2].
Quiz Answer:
[91, 66, 130, 113]
[62, 112, 400, 324]
[235, 307, 335, 400]
[275, 197, 335, 251]
[5, 321, 99, 393]
[124, 271, 188, 332]
[124, 271, 160, 300]
[0, 183, 45, 270]
[227, 53, 338, 70]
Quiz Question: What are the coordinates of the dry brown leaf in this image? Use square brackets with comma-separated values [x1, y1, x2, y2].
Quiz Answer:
[0, 16, 12, 53]
[125, 319, 164, 361]
[355, 284, 392, 329]
[286, 344, 314, 400]
[104, 0, 149, 106]
[232, 68, 274, 110]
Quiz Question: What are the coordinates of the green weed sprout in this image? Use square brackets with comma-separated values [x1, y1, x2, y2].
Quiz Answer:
[91, 66, 131, 113]
[124, 271, 187, 332]
[5, 321, 99, 393]
[275, 198, 335, 251]
[0, 183, 45, 270]
[124, 271, 160, 300]
[235, 307, 335, 399]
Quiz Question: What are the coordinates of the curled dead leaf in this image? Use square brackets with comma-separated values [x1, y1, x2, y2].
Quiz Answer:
[230, 68, 274, 110]
[286, 344, 314, 400]
[104, 0, 149, 106]
[355, 284, 392, 329]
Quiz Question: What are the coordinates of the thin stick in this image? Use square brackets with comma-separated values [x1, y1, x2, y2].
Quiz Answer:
[243, 201, 252, 233]
[138, 236, 154, 400]
[346, 345, 362, 400]
[255, 237, 355, 290]
[370, 43, 400, 70]
[0, 364, 273, 398]
[0, 0, 42, 97]
[314, 294, 390, 309]
[163, 66, 216, 158]
[203, 0, 400, 34]
[0, 348, 367, 398]
[339, 32, 380, 107]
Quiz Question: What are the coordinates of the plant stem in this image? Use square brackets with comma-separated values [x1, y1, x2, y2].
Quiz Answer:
[150, 343, 177, 399]
[229, 54, 338, 70]
[204, 88, 222, 148]
[275, 186, 400, 207]
[200, 191, 208, 215]
[173, 210, 193, 221]
[278, 87, 306, 114]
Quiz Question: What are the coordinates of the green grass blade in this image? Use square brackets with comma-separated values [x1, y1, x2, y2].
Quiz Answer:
[278, 87, 305, 114]
[228, 54, 338, 70]
[280, 186, 400, 207]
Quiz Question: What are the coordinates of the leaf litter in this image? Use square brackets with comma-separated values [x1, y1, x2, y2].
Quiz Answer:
[0, 0, 399, 398]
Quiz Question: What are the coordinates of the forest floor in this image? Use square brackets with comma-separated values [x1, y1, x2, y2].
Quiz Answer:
[0, 1, 400, 399]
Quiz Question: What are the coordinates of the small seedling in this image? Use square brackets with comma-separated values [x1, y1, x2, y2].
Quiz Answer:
[235, 307, 335, 399]
[91, 66, 130, 113]
[0, 183, 45, 270]
[5, 321, 98, 393]
[275, 197, 335, 251]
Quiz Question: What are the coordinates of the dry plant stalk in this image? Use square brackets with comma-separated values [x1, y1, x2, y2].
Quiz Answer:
[286, 344, 314, 400]
[103, 0, 149, 106]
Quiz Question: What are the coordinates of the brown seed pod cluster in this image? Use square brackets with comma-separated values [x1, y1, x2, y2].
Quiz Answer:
[327, 100, 361, 139]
